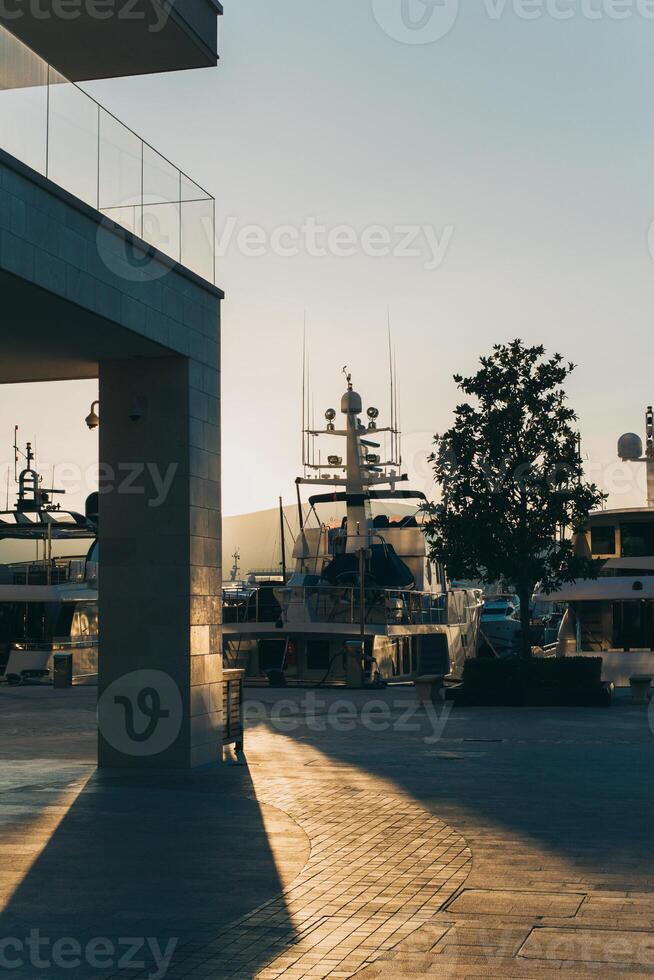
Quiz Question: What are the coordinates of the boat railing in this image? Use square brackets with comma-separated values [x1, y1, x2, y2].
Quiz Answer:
[0, 557, 89, 586]
[223, 585, 466, 627]
[10, 635, 99, 652]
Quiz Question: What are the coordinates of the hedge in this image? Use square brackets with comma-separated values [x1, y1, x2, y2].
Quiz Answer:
[463, 656, 603, 691]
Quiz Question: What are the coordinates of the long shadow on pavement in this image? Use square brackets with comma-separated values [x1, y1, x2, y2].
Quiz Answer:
[0, 764, 304, 979]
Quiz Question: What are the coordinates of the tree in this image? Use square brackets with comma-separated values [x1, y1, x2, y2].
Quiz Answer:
[424, 339, 605, 659]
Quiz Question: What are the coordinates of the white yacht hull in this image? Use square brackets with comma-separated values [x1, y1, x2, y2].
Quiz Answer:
[479, 619, 521, 656]
[3, 642, 98, 686]
[576, 650, 654, 688]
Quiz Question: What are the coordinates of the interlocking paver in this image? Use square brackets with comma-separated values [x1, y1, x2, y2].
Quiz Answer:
[165, 781, 471, 979]
[3, 686, 654, 978]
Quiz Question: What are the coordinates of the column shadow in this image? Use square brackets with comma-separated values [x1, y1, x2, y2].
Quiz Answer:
[0, 765, 302, 979]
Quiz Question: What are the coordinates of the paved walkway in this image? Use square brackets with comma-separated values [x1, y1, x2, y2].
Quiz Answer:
[1, 685, 654, 978]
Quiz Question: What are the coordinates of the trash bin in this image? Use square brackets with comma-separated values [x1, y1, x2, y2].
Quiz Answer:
[53, 653, 73, 689]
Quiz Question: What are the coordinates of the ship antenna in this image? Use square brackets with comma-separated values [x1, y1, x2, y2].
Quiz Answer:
[302, 317, 307, 470]
[13, 425, 19, 484]
[397, 369, 402, 466]
[387, 313, 395, 463]
[307, 342, 315, 466]
[394, 347, 400, 466]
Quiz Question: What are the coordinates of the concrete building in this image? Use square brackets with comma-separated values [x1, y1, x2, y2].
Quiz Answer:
[0, 4, 225, 767]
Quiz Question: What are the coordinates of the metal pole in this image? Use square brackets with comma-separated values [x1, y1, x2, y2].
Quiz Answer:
[295, 479, 304, 531]
[279, 496, 287, 583]
[47, 521, 52, 586]
[359, 547, 366, 679]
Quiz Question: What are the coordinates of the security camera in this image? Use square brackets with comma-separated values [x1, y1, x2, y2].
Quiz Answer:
[85, 401, 100, 430]
[128, 397, 143, 423]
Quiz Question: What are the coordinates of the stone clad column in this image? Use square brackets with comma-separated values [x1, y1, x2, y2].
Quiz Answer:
[97, 352, 222, 768]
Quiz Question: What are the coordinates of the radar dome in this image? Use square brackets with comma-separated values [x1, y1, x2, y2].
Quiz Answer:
[341, 389, 363, 415]
[618, 432, 643, 461]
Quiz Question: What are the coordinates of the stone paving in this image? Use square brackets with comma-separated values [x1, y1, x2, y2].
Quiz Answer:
[192, 784, 471, 979]
[1, 684, 654, 978]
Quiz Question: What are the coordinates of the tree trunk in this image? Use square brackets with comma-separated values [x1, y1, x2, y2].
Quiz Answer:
[517, 584, 533, 659]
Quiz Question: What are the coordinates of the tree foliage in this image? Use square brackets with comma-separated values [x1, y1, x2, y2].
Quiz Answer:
[424, 340, 606, 657]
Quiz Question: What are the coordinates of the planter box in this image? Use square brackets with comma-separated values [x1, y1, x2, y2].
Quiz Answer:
[452, 656, 612, 707]
[449, 683, 613, 708]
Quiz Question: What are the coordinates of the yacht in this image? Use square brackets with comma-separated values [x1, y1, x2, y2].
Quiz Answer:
[0, 440, 98, 686]
[535, 406, 654, 686]
[479, 594, 521, 656]
[223, 370, 483, 686]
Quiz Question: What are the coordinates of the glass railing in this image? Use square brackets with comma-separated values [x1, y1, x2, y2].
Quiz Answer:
[4, 557, 88, 585]
[223, 585, 454, 627]
[0, 24, 215, 283]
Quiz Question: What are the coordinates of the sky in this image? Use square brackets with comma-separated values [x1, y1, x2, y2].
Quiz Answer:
[3, 0, 654, 515]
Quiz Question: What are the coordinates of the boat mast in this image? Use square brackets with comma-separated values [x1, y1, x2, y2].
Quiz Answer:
[618, 406, 654, 508]
[341, 370, 372, 553]
[296, 367, 408, 557]
[279, 496, 288, 582]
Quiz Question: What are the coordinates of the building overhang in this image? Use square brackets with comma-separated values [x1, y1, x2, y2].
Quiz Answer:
[0, 0, 222, 81]
[0, 146, 223, 386]
[0, 266, 174, 383]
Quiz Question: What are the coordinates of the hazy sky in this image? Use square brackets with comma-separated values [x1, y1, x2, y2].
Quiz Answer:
[3, 0, 654, 515]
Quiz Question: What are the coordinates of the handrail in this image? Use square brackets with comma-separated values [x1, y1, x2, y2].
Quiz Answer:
[222, 585, 460, 627]
[10, 636, 98, 652]
[3, 557, 88, 585]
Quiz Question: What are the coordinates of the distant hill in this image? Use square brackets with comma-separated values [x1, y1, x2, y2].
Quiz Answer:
[222, 500, 416, 581]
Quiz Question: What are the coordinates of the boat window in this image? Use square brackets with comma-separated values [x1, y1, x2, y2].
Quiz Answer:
[258, 639, 286, 672]
[621, 523, 654, 558]
[70, 602, 98, 638]
[611, 600, 654, 651]
[54, 605, 75, 638]
[0, 603, 16, 644]
[306, 639, 331, 671]
[6, 602, 50, 643]
[419, 633, 449, 674]
[591, 525, 616, 555]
